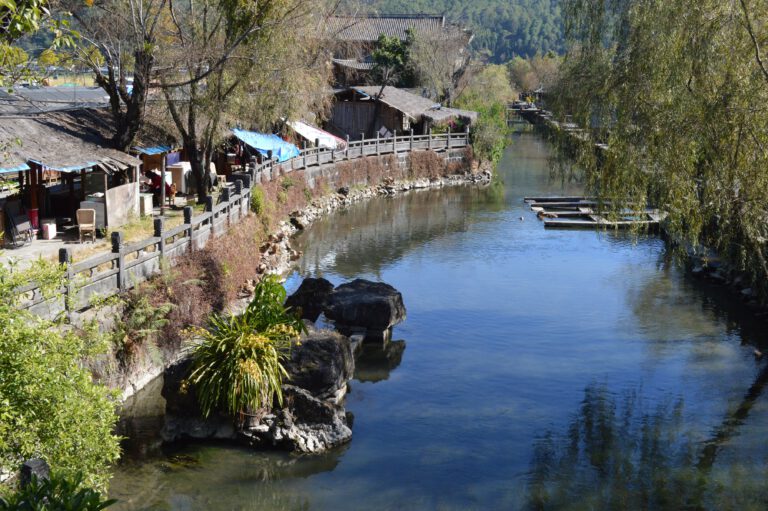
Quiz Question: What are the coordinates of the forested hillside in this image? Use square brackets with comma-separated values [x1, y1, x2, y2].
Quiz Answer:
[349, 0, 563, 61]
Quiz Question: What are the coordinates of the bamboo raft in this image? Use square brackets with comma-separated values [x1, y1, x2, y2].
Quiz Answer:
[524, 196, 666, 229]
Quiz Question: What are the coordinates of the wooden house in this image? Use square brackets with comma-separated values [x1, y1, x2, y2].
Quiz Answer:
[330, 86, 478, 139]
[0, 106, 143, 235]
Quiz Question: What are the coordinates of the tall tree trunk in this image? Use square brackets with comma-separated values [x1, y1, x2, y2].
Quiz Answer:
[95, 47, 154, 152]
[184, 141, 209, 204]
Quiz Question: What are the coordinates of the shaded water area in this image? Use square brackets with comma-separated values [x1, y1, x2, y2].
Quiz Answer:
[110, 132, 768, 510]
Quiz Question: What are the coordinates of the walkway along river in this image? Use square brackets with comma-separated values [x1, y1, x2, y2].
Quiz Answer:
[109, 131, 768, 510]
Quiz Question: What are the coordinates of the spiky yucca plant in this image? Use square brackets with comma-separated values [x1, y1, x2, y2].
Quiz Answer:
[188, 275, 305, 422]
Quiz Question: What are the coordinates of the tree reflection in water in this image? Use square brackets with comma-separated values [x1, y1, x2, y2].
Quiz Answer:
[525, 384, 768, 511]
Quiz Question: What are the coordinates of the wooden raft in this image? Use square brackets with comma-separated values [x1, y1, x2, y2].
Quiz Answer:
[524, 196, 666, 229]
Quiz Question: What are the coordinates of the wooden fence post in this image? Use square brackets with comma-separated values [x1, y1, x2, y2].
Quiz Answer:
[111, 231, 125, 290]
[345, 135, 350, 160]
[376, 133, 380, 156]
[205, 195, 214, 241]
[234, 180, 243, 219]
[428, 128, 432, 150]
[183, 206, 193, 252]
[393, 130, 397, 154]
[221, 186, 231, 228]
[410, 128, 414, 151]
[302, 141, 307, 169]
[465, 125, 470, 145]
[154, 217, 165, 258]
[58, 248, 72, 312]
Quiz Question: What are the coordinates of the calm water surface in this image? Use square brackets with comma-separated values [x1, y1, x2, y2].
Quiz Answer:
[110, 132, 768, 510]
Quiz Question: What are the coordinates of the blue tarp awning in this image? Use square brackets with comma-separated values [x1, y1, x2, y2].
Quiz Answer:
[0, 163, 30, 174]
[133, 145, 173, 155]
[28, 159, 102, 173]
[232, 129, 300, 162]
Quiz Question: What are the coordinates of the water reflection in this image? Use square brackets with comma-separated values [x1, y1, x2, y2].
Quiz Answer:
[117, 376, 166, 459]
[354, 340, 406, 383]
[292, 184, 504, 280]
[111, 443, 342, 510]
[525, 383, 768, 511]
[697, 363, 768, 472]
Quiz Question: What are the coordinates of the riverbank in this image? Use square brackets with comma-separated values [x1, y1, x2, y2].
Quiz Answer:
[518, 110, 768, 316]
[107, 151, 492, 402]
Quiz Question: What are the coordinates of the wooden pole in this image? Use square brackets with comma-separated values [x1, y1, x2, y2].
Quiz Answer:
[160, 152, 167, 216]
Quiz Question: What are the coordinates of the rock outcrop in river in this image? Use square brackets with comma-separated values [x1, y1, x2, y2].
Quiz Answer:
[161, 278, 406, 454]
[286, 277, 407, 341]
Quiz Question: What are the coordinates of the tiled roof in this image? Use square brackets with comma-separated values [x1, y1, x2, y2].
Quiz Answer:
[345, 86, 477, 124]
[351, 86, 438, 119]
[0, 108, 142, 170]
[332, 58, 374, 71]
[328, 14, 464, 42]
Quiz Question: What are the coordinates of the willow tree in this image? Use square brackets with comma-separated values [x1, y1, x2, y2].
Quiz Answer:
[552, 0, 768, 298]
[156, 0, 333, 202]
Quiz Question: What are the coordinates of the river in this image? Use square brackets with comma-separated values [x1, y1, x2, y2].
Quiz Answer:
[109, 131, 768, 510]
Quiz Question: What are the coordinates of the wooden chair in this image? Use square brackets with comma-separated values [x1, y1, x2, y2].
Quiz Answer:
[76, 208, 96, 243]
[3, 201, 34, 248]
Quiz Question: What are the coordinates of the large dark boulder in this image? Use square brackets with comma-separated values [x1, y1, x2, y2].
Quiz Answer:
[324, 279, 406, 332]
[285, 277, 335, 321]
[283, 331, 355, 403]
[160, 359, 236, 442]
[243, 385, 352, 454]
[160, 330, 356, 453]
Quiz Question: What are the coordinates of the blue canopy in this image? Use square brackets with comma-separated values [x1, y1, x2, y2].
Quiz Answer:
[133, 145, 173, 155]
[232, 129, 300, 162]
[28, 159, 101, 173]
[0, 163, 30, 174]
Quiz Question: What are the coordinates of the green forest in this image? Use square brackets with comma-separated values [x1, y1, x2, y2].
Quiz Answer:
[351, 0, 563, 61]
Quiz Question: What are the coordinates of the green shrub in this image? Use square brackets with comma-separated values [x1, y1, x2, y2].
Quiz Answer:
[0, 260, 120, 490]
[470, 103, 510, 165]
[280, 177, 295, 190]
[250, 186, 265, 215]
[187, 275, 305, 422]
[112, 293, 173, 367]
[0, 472, 116, 510]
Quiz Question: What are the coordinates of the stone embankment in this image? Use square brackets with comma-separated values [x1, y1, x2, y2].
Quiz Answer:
[247, 169, 493, 283]
[162, 277, 406, 454]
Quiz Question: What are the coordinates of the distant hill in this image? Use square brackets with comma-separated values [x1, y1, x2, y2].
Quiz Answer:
[347, 0, 563, 62]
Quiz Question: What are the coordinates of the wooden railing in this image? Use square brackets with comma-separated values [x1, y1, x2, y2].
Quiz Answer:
[247, 128, 470, 182]
[16, 130, 471, 318]
[17, 180, 252, 318]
